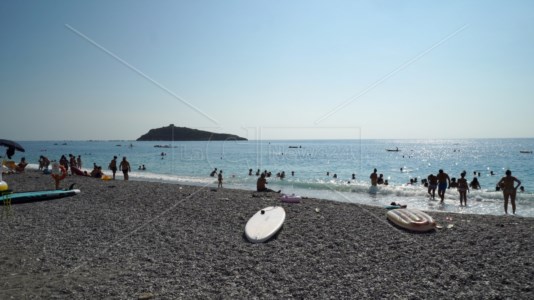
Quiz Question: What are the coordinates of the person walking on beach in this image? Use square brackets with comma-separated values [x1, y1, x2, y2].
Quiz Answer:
[370, 169, 378, 186]
[427, 174, 437, 200]
[497, 170, 521, 214]
[119, 156, 131, 181]
[77, 155, 82, 169]
[109, 156, 118, 180]
[436, 169, 450, 203]
[218, 170, 223, 188]
[457, 172, 469, 206]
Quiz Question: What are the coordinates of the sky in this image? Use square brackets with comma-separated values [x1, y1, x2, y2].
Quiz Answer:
[1, 0, 533, 141]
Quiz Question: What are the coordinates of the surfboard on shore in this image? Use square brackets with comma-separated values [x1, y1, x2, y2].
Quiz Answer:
[1, 189, 81, 205]
[245, 206, 286, 243]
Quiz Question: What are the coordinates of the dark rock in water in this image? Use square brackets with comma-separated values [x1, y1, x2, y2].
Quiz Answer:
[136, 124, 247, 141]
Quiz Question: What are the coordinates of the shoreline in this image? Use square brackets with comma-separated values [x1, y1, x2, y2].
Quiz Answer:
[22, 164, 534, 218]
[1, 170, 533, 298]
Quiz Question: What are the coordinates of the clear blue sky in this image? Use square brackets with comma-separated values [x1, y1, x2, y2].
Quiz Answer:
[1, 0, 533, 140]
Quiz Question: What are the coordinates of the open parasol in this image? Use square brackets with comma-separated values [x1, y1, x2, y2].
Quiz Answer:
[0, 139, 25, 159]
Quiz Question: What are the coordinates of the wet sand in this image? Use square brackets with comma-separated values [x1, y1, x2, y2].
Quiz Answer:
[1, 170, 533, 299]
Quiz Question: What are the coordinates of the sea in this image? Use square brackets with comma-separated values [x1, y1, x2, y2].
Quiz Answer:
[5, 138, 534, 217]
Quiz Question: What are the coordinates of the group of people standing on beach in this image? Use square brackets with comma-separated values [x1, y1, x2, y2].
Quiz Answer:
[36, 154, 132, 181]
[371, 168, 522, 214]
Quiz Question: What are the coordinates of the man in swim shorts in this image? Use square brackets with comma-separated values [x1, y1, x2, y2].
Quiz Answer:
[436, 169, 450, 203]
[497, 170, 521, 214]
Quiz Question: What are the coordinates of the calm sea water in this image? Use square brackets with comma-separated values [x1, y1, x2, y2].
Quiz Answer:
[5, 139, 534, 217]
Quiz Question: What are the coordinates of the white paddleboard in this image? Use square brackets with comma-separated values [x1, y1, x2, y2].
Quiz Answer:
[245, 206, 286, 243]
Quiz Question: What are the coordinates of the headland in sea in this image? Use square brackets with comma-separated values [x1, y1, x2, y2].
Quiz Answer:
[0, 170, 533, 299]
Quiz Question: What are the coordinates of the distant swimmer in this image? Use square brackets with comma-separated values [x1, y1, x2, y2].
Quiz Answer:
[497, 170, 521, 214]
[469, 177, 481, 190]
[377, 174, 384, 185]
[449, 177, 458, 188]
[370, 169, 378, 186]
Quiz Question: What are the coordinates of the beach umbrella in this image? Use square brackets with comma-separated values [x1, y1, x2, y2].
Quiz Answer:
[0, 139, 25, 159]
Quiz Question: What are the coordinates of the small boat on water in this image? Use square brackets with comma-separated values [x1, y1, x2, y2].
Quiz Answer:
[520, 150, 533, 154]
[386, 147, 400, 152]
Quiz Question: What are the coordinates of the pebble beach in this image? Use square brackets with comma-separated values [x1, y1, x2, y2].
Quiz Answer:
[1, 170, 533, 299]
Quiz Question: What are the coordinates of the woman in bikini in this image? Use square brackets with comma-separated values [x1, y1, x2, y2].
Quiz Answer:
[497, 170, 521, 214]
[457, 172, 469, 206]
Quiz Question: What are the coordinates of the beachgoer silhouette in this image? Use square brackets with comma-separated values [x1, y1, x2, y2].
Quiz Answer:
[497, 170, 521, 214]
[370, 169, 378, 186]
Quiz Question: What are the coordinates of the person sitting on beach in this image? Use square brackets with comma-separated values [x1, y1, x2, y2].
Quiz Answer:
[449, 177, 458, 188]
[457, 172, 469, 206]
[256, 173, 280, 193]
[427, 174, 437, 199]
[370, 169, 378, 186]
[90, 166, 103, 178]
[15, 157, 28, 172]
[497, 170, 521, 214]
[469, 177, 481, 190]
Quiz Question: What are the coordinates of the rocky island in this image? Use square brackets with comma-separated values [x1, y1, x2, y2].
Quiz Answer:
[136, 124, 247, 141]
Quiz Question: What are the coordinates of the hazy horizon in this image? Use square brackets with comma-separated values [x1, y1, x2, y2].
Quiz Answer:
[2, 1, 533, 140]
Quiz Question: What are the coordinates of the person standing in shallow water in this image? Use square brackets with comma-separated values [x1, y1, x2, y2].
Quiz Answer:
[119, 156, 131, 181]
[436, 169, 450, 204]
[497, 170, 521, 214]
[427, 174, 438, 200]
[109, 156, 118, 180]
[457, 172, 469, 206]
[218, 170, 223, 188]
[370, 169, 378, 186]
